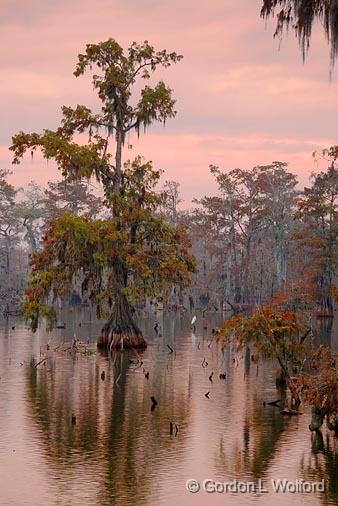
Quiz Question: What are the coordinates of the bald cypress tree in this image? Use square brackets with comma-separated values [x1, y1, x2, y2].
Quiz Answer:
[11, 39, 195, 349]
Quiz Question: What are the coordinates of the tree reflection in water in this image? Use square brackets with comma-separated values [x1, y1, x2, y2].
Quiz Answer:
[26, 344, 191, 505]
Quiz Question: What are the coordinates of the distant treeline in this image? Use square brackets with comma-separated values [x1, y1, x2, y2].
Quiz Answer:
[0, 156, 337, 316]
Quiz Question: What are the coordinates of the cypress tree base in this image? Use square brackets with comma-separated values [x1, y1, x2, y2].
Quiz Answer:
[98, 327, 147, 350]
[97, 292, 147, 350]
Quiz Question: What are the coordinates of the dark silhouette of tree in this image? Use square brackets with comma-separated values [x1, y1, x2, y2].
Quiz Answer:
[261, 0, 338, 66]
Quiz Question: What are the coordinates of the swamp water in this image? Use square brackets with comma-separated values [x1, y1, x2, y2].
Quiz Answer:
[0, 310, 337, 506]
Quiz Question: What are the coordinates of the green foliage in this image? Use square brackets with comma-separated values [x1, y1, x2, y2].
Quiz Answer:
[11, 129, 109, 183]
[83, 348, 97, 357]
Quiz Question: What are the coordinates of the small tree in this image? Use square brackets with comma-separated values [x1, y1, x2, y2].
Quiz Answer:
[297, 347, 338, 433]
[217, 306, 310, 406]
[218, 307, 338, 429]
[10, 39, 194, 349]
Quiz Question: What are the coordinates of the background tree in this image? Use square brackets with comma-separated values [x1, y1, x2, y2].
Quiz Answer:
[190, 162, 299, 308]
[17, 182, 45, 252]
[160, 180, 182, 224]
[11, 39, 194, 349]
[0, 170, 28, 315]
[42, 179, 103, 222]
[296, 154, 338, 315]
[0, 170, 22, 276]
[257, 162, 299, 293]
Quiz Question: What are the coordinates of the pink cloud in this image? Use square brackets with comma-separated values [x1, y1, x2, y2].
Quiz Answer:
[1, 0, 337, 205]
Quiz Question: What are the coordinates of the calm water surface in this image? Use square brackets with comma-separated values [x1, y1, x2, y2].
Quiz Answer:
[0, 310, 337, 506]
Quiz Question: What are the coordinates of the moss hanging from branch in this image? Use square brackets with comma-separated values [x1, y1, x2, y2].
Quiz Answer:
[261, 0, 338, 66]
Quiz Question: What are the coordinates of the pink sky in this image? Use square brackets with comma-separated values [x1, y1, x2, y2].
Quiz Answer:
[0, 0, 337, 205]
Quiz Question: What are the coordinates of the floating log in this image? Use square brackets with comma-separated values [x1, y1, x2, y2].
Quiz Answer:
[280, 408, 300, 416]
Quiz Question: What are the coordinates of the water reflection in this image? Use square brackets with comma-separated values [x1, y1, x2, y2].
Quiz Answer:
[26, 326, 192, 505]
[300, 432, 338, 505]
[0, 312, 336, 505]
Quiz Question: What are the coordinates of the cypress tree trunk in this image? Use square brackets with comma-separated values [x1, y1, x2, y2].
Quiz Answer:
[97, 121, 147, 350]
[97, 290, 147, 350]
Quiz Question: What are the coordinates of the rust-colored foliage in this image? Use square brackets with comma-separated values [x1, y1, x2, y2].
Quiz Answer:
[296, 347, 338, 416]
[218, 306, 310, 404]
[24, 159, 195, 331]
[218, 306, 308, 362]
[218, 306, 338, 417]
